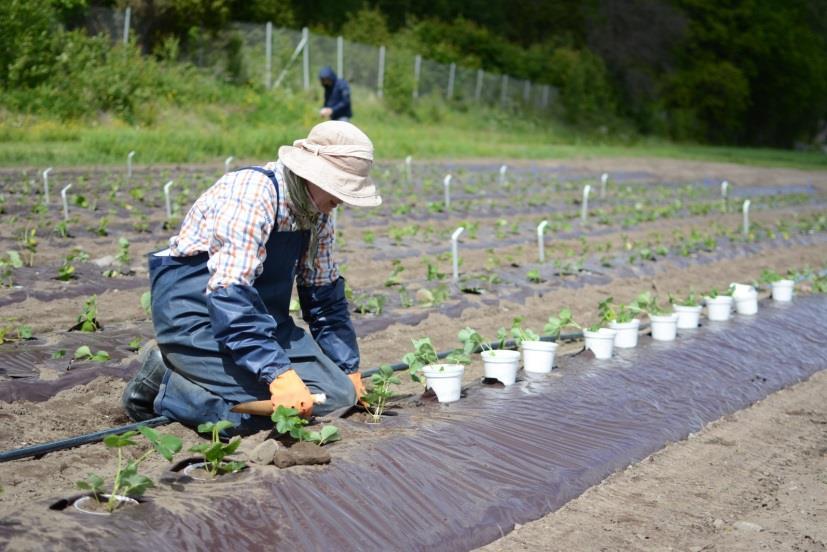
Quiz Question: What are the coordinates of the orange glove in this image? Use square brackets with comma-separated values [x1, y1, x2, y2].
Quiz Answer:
[348, 372, 366, 403]
[269, 369, 313, 417]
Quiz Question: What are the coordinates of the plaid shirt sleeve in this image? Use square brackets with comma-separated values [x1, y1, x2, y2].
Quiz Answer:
[296, 213, 340, 287]
[187, 171, 277, 293]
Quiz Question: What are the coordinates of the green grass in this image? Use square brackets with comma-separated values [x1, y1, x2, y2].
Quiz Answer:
[1, 86, 825, 171]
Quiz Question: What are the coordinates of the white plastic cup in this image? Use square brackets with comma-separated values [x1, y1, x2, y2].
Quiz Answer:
[422, 364, 465, 402]
[650, 313, 678, 341]
[673, 305, 702, 329]
[481, 350, 521, 385]
[74, 494, 138, 515]
[734, 292, 758, 315]
[521, 341, 558, 374]
[706, 296, 733, 321]
[771, 279, 794, 302]
[584, 328, 617, 359]
[608, 319, 640, 348]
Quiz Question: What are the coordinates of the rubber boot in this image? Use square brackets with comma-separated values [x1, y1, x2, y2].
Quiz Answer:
[121, 340, 168, 422]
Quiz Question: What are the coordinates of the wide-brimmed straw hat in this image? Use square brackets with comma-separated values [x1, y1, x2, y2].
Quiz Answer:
[278, 121, 381, 207]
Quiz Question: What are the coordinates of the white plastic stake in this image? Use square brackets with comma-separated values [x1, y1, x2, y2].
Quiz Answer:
[127, 150, 135, 180]
[123, 7, 131, 45]
[225, 156, 234, 173]
[61, 184, 72, 221]
[336, 36, 343, 77]
[600, 172, 608, 199]
[405, 155, 412, 183]
[301, 27, 310, 91]
[264, 22, 272, 89]
[581, 184, 591, 224]
[413, 54, 421, 99]
[163, 180, 174, 219]
[42, 167, 52, 204]
[443, 174, 452, 210]
[537, 220, 549, 262]
[742, 199, 751, 236]
[498, 164, 508, 186]
[721, 180, 729, 211]
[377, 45, 386, 97]
[451, 226, 464, 282]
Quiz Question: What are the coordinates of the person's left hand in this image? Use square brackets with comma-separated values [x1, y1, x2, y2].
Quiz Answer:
[319, 107, 333, 119]
[347, 372, 366, 403]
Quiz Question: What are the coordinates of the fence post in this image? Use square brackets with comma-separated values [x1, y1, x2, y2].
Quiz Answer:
[42, 168, 52, 204]
[447, 63, 455, 99]
[302, 27, 310, 91]
[475, 69, 484, 102]
[123, 7, 131, 45]
[500, 75, 508, 107]
[264, 22, 272, 89]
[336, 36, 343, 77]
[537, 220, 549, 262]
[61, 184, 72, 221]
[413, 54, 421, 99]
[377, 45, 386, 97]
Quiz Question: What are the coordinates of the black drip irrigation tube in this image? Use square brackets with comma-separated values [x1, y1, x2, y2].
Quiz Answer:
[0, 328, 603, 463]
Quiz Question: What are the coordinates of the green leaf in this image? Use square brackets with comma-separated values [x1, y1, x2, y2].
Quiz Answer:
[103, 431, 137, 448]
[73, 345, 92, 360]
[17, 325, 32, 339]
[223, 437, 241, 455]
[138, 426, 183, 462]
[220, 461, 246, 474]
[51, 349, 66, 359]
[318, 425, 341, 445]
[119, 473, 153, 497]
[189, 443, 210, 454]
[213, 420, 235, 434]
[91, 350, 110, 362]
[196, 422, 215, 434]
[140, 291, 152, 316]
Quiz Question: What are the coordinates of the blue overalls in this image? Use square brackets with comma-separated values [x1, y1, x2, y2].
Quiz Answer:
[148, 167, 357, 434]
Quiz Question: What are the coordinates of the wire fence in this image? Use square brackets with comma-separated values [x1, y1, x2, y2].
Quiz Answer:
[85, 8, 558, 114]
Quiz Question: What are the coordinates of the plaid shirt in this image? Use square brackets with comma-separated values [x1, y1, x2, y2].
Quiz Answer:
[169, 161, 339, 292]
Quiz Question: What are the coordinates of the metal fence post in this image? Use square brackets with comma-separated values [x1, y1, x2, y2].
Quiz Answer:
[447, 63, 455, 99]
[336, 36, 343, 77]
[413, 54, 421, 99]
[377, 45, 385, 97]
[475, 69, 484, 102]
[500, 75, 508, 106]
[123, 7, 130, 45]
[302, 27, 310, 91]
[264, 22, 272, 89]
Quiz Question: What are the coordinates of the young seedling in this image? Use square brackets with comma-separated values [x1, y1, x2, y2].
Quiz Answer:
[18, 228, 37, 267]
[75, 295, 102, 332]
[403, 337, 468, 383]
[383, 260, 404, 287]
[140, 291, 152, 317]
[544, 308, 582, 338]
[0, 325, 33, 344]
[598, 296, 637, 324]
[362, 365, 400, 423]
[759, 269, 783, 285]
[73, 345, 110, 362]
[526, 269, 543, 283]
[76, 426, 182, 512]
[271, 406, 341, 444]
[668, 290, 700, 307]
[0, 251, 23, 287]
[189, 420, 246, 478]
[508, 317, 540, 346]
[706, 285, 735, 299]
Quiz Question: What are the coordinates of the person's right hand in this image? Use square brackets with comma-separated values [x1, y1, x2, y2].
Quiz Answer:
[269, 369, 313, 417]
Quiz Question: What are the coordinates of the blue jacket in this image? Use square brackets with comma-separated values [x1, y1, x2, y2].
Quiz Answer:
[319, 66, 352, 120]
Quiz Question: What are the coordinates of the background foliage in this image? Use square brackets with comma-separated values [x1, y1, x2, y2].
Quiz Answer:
[1, 0, 825, 148]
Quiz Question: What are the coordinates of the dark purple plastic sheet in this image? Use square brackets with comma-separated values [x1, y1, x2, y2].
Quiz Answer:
[2, 296, 826, 551]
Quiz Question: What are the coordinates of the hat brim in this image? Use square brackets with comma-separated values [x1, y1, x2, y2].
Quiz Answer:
[278, 145, 382, 207]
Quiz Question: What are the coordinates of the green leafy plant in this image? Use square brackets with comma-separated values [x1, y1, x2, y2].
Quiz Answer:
[353, 293, 386, 315]
[0, 251, 23, 287]
[18, 228, 37, 267]
[75, 295, 102, 332]
[140, 291, 152, 317]
[544, 308, 582, 338]
[508, 317, 540, 345]
[631, 292, 667, 316]
[57, 262, 75, 281]
[403, 337, 469, 383]
[425, 260, 446, 281]
[362, 230, 375, 245]
[526, 268, 543, 283]
[271, 406, 342, 445]
[668, 290, 700, 307]
[362, 365, 401, 423]
[189, 420, 246, 478]
[73, 345, 110, 362]
[706, 285, 734, 299]
[115, 238, 130, 266]
[128, 338, 142, 351]
[76, 426, 182, 512]
[598, 297, 637, 324]
[384, 260, 404, 287]
[0, 325, 33, 344]
[759, 269, 783, 284]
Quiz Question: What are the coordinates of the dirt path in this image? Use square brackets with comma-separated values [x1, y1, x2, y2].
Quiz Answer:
[479, 369, 827, 552]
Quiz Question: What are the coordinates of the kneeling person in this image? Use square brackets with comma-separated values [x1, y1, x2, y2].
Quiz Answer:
[122, 121, 379, 433]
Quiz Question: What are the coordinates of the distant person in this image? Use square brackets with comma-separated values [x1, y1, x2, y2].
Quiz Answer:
[319, 66, 352, 122]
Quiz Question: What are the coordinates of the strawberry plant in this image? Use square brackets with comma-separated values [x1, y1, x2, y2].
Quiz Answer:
[598, 297, 637, 324]
[526, 269, 543, 283]
[76, 426, 182, 512]
[73, 345, 110, 362]
[18, 228, 37, 267]
[383, 260, 404, 287]
[189, 420, 246, 477]
[362, 365, 400, 423]
[759, 269, 784, 284]
[403, 337, 469, 383]
[0, 325, 33, 344]
[0, 251, 23, 287]
[75, 295, 102, 332]
[271, 407, 341, 444]
[544, 308, 582, 338]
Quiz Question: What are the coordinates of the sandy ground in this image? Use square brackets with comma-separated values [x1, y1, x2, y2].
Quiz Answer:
[480, 369, 827, 552]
